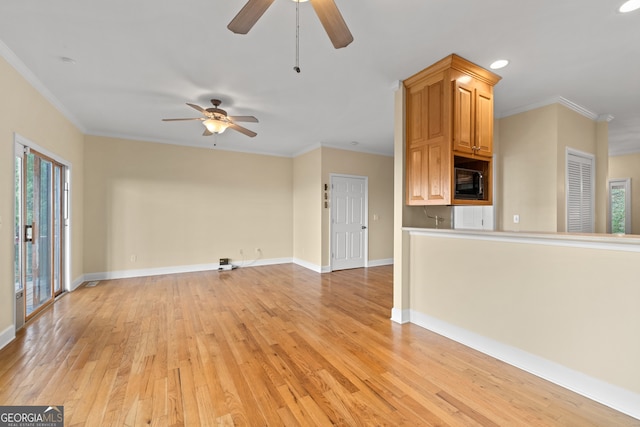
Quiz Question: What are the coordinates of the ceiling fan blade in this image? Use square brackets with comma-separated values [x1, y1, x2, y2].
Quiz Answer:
[228, 0, 275, 34]
[228, 123, 257, 138]
[310, 0, 353, 49]
[186, 103, 206, 113]
[229, 115, 259, 123]
[162, 117, 204, 121]
[203, 128, 214, 136]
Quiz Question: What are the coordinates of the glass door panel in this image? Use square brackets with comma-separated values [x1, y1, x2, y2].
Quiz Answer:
[25, 153, 54, 317]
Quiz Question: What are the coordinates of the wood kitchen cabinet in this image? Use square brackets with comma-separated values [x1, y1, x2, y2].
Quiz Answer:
[404, 54, 501, 206]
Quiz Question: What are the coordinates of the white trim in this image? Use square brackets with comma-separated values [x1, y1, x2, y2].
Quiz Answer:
[409, 310, 640, 420]
[405, 228, 640, 253]
[70, 275, 86, 291]
[14, 133, 71, 166]
[0, 325, 16, 352]
[367, 258, 393, 267]
[84, 258, 294, 282]
[320, 143, 394, 158]
[292, 258, 322, 273]
[390, 308, 410, 324]
[497, 96, 599, 121]
[291, 142, 394, 159]
[291, 143, 322, 158]
[0, 41, 85, 132]
[87, 131, 293, 159]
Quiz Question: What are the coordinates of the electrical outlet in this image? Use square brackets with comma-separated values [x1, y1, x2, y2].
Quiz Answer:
[513, 214, 520, 224]
[130, 254, 137, 262]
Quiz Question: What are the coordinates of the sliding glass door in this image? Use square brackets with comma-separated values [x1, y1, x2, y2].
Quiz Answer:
[18, 147, 66, 320]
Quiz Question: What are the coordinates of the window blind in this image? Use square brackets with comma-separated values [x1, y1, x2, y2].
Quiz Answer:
[567, 151, 594, 233]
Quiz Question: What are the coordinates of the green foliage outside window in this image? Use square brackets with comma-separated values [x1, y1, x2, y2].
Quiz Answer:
[610, 187, 626, 234]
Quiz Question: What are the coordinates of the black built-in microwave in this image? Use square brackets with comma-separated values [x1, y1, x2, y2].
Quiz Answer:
[454, 167, 484, 200]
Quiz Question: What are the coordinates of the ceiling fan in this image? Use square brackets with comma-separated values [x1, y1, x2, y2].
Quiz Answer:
[228, 0, 353, 49]
[162, 99, 258, 137]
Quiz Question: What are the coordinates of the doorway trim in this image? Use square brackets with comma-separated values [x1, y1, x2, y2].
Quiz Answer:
[329, 174, 369, 272]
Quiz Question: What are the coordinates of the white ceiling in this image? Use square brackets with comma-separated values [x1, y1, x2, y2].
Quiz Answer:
[0, 0, 639, 157]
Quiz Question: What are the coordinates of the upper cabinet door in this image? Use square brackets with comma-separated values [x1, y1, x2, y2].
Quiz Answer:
[475, 89, 494, 157]
[452, 80, 475, 155]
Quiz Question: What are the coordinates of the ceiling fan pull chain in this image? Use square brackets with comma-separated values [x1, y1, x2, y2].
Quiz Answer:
[294, 0, 301, 73]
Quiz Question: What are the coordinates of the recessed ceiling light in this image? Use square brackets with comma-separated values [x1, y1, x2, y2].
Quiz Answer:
[490, 59, 509, 70]
[619, 0, 640, 12]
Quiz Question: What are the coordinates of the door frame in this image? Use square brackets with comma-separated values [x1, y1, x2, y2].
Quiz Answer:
[329, 174, 369, 272]
[14, 133, 72, 330]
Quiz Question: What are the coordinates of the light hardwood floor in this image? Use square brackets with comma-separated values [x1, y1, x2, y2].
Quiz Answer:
[0, 264, 637, 426]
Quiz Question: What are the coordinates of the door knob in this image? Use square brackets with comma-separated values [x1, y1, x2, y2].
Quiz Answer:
[361, 225, 367, 229]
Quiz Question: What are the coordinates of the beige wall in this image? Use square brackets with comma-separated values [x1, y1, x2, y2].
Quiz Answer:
[0, 56, 84, 333]
[293, 148, 322, 267]
[609, 152, 640, 234]
[595, 121, 609, 233]
[496, 104, 605, 233]
[556, 105, 598, 232]
[496, 105, 558, 232]
[83, 135, 293, 273]
[320, 147, 394, 267]
[409, 232, 640, 395]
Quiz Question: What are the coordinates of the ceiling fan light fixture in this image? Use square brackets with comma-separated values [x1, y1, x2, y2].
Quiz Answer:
[619, 0, 640, 12]
[203, 119, 229, 134]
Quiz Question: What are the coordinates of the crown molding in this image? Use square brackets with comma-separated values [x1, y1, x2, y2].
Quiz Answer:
[0, 40, 86, 133]
[497, 96, 602, 121]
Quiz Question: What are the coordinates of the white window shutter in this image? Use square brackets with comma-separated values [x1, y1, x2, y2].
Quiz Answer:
[567, 151, 594, 233]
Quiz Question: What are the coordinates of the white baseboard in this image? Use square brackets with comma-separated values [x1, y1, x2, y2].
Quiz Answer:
[84, 257, 293, 282]
[292, 258, 322, 273]
[293, 258, 393, 274]
[79, 257, 341, 284]
[409, 310, 640, 420]
[0, 324, 16, 352]
[368, 258, 393, 267]
[70, 275, 86, 291]
[390, 307, 410, 324]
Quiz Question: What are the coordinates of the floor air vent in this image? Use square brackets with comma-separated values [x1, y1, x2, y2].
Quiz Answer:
[85, 281, 100, 288]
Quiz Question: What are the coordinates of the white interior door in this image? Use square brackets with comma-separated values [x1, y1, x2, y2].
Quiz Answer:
[331, 175, 367, 271]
